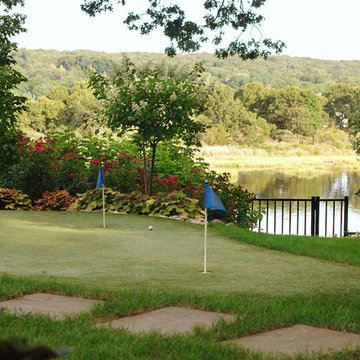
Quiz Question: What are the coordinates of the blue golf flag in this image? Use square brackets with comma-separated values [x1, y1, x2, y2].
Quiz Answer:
[204, 181, 226, 212]
[96, 167, 104, 188]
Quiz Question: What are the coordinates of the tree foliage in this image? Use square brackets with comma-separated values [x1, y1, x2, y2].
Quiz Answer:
[80, 0, 285, 59]
[17, 82, 99, 135]
[12, 49, 360, 99]
[89, 56, 208, 194]
[324, 83, 360, 153]
[0, 0, 27, 166]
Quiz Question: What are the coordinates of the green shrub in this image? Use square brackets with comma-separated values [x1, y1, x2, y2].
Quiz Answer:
[204, 173, 263, 228]
[70, 188, 123, 212]
[3, 149, 58, 201]
[71, 188, 204, 219]
[150, 191, 204, 218]
[0, 188, 32, 210]
[154, 141, 210, 184]
[34, 190, 76, 211]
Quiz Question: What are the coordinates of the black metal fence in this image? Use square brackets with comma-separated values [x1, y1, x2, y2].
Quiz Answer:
[251, 196, 349, 237]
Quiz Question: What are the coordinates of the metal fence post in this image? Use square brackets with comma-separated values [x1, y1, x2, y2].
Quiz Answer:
[315, 196, 320, 236]
[344, 196, 349, 236]
[311, 196, 316, 236]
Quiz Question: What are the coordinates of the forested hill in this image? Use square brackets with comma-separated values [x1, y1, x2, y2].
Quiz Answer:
[14, 48, 360, 99]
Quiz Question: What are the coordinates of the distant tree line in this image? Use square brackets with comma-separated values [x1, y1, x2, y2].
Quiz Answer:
[13, 49, 360, 99]
[198, 82, 356, 149]
[17, 77, 360, 153]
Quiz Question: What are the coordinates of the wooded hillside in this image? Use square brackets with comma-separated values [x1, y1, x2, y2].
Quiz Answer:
[14, 49, 360, 99]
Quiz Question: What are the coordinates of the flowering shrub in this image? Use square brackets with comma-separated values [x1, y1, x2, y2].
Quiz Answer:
[154, 141, 210, 187]
[55, 154, 90, 196]
[160, 170, 262, 228]
[1, 132, 145, 198]
[4, 148, 58, 201]
[0, 131, 260, 227]
[35, 190, 76, 211]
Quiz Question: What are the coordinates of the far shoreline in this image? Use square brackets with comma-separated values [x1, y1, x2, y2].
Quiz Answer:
[199, 146, 359, 177]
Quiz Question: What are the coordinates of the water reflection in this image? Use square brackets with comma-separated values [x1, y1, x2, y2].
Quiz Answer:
[237, 170, 360, 235]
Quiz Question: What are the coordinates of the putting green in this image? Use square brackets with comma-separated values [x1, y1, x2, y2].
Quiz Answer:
[1, 210, 359, 296]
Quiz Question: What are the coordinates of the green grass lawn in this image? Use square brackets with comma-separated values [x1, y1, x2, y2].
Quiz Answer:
[1, 211, 360, 296]
[1, 210, 360, 359]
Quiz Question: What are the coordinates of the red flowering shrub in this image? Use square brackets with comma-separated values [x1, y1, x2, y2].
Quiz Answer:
[152, 175, 181, 193]
[3, 149, 59, 200]
[1, 132, 260, 226]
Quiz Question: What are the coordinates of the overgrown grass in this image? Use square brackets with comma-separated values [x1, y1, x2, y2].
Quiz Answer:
[213, 224, 360, 266]
[1, 211, 360, 359]
[199, 145, 359, 178]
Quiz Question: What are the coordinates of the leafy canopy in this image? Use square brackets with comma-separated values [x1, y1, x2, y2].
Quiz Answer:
[324, 83, 360, 154]
[89, 56, 209, 193]
[0, 0, 27, 166]
[89, 57, 208, 146]
[80, 0, 285, 59]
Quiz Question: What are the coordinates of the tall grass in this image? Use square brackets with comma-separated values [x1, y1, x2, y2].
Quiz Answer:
[198, 145, 359, 174]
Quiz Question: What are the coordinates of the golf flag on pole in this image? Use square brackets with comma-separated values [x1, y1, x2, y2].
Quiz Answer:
[96, 166, 106, 228]
[204, 181, 226, 212]
[96, 167, 104, 188]
[202, 181, 226, 274]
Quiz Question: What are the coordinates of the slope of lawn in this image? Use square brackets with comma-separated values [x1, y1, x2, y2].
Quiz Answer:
[1, 210, 360, 297]
[213, 224, 360, 266]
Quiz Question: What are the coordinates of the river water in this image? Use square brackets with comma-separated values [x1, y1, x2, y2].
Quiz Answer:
[236, 169, 360, 236]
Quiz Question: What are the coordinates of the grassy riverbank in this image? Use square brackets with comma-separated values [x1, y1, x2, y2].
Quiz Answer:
[199, 146, 359, 180]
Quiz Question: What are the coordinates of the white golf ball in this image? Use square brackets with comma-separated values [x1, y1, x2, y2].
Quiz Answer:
[148, 226, 153, 231]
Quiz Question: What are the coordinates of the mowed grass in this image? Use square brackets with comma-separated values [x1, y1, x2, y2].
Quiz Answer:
[1, 210, 360, 296]
[2, 211, 360, 359]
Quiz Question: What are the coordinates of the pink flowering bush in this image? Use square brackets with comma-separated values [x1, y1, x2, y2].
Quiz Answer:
[1, 134, 59, 200]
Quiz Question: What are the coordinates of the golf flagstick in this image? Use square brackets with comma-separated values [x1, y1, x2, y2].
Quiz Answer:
[201, 180, 226, 274]
[102, 182, 106, 228]
[96, 166, 106, 228]
[202, 207, 209, 274]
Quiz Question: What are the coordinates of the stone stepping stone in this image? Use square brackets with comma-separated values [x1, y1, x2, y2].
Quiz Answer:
[224, 324, 360, 355]
[97, 306, 235, 334]
[0, 293, 103, 319]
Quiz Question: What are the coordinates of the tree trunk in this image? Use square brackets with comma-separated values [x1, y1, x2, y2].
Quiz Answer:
[148, 142, 157, 195]
[142, 143, 148, 195]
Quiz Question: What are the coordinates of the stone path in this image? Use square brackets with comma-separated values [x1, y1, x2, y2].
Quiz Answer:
[97, 306, 235, 334]
[224, 325, 360, 355]
[0, 293, 102, 319]
[2, 294, 360, 355]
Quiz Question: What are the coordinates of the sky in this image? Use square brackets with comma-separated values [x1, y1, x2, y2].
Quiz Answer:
[10, 0, 360, 61]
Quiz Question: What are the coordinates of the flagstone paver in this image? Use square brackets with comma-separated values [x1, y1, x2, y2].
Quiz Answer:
[97, 306, 235, 334]
[0, 293, 102, 319]
[223, 325, 360, 355]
